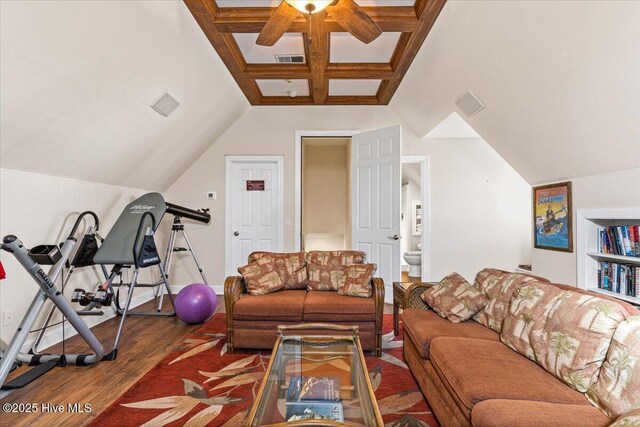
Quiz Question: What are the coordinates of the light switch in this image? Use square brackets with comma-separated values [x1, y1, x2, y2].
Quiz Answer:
[285, 217, 292, 226]
[207, 191, 217, 200]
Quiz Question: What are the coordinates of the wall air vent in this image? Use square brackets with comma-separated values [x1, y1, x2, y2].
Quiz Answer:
[274, 54, 305, 64]
[150, 92, 180, 117]
[455, 90, 485, 117]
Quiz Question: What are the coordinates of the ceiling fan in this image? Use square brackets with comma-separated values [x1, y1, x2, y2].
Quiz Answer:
[256, 0, 382, 46]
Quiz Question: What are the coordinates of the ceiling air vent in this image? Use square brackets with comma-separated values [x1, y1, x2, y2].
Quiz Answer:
[274, 54, 305, 64]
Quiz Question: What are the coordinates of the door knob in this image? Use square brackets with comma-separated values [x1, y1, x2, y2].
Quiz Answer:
[387, 234, 400, 240]
[233, 231, 240, 236]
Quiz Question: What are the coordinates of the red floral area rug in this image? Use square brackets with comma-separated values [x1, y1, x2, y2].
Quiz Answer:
[90, 314, 438, 427]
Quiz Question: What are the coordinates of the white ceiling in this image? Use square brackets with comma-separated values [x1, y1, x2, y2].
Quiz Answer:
[0, 1, 248, 191]
[257, 79, 310, 96]
[391, 0, 640, 184]
[234, 33, 305, 63]
[329, 79, 381, 96]
[425, 112, 480, 139]
[330, 32, 401, 63]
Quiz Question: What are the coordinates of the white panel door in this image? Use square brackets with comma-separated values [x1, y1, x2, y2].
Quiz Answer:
[352, 126, 401, 301]
[225, 157, 283, 276]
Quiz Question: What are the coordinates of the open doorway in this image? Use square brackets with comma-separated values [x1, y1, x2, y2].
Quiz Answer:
[401, 156, 429, 281]
[301, 137, 352, 251]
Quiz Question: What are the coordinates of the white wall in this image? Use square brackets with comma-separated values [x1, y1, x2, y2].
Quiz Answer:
[0, 169, 160, 346]
[532, 168, 640, 285]
[165, 106, 532, 286]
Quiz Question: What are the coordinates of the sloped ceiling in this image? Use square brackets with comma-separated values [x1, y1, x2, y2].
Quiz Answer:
[391, 1, 640, 184]
[0, 1, 248, 191]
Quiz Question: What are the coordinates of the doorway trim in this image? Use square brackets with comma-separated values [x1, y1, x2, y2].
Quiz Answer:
[225, 155, 284, 276]
[401, 155, 431, 282]
[294, 130, 359, 251]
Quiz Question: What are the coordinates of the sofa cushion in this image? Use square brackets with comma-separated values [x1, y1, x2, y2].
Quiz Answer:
[247, 251, 307, 290]
[587, 315, 640, 418]
[610, 407, 640, 427]
[237, 257, 284, 296]
[421, 273, 488, 323]
[472, 268, 508, 290]
[501, 281, 564, 359]
[306, 250, 366, 265]
[471, 399, 611, 427]
[303, 291, 375, 322]
[503, 282, 628, 392]
[429, 337, 589, 413]
[401, 308, 499, 359]
[473, 272, 541, 333]
[233, 290, 306, 321]
[338, 264, 376, 298]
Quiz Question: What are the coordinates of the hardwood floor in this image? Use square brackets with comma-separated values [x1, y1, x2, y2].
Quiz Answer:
[0, 298, 204, 427]
[1, 296, 395, 426]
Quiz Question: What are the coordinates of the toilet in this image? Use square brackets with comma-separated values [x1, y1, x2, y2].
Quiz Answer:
[403, 251, 422, 278]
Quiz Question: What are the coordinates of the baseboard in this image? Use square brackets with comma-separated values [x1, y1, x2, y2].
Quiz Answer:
[21, 285, 224, 352]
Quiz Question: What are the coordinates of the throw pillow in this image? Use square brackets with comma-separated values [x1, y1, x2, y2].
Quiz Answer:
[306, 251, 366, 291]
[473, 272, 541, 333]
[247, 251, 308, 290]
[501, 282, 628, 393]
[421, 272, 489, 323]
[237, 257, 284, 296]
[307, 263, 345, 291]
[338, 264, 377, 298]
[587, 316, 640, 418]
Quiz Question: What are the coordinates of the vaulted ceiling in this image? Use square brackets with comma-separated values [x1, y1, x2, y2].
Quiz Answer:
[1, 1, 639, 191]
[184, 0, 446, 105]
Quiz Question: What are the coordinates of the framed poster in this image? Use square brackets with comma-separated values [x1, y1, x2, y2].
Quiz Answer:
[533, 181, 573, 252]
[412, 201, 422, 236]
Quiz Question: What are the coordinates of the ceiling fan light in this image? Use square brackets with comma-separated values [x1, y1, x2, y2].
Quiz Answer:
[285, 0, 333, 14]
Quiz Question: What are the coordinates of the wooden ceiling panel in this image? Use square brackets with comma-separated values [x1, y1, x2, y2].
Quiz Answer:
[184, 0, 446, 105]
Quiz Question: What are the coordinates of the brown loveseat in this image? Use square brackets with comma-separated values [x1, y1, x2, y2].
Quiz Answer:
[224, 250, 384, 356]
[401, 269, 640, 427]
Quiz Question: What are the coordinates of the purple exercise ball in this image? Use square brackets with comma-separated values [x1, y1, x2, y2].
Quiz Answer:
[175, 283, 217, 324]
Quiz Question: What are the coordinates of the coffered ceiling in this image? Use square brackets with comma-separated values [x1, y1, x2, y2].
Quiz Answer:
[184, 0, 446, 105]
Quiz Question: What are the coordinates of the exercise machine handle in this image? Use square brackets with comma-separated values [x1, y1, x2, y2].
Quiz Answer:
[132, 211, 156, 269]
[67, 211, 100, 239]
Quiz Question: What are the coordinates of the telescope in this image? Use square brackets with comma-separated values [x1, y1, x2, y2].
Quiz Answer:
[165, 202, 210, 224]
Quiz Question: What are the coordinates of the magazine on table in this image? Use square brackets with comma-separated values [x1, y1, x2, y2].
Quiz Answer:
[285, 376, 344, 422]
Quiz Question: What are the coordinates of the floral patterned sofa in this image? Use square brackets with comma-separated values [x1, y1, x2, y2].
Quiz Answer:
[402, 268, 640, 427]
[224, 250, 384, 356]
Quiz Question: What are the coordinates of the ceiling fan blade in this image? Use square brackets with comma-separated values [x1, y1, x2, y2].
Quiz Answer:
[256, 1, 300, 46]
[326, 0, 382, 44]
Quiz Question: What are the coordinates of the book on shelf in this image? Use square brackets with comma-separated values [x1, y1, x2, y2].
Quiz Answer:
[597, 261, 639, 298]
[597, 225, 640, 257]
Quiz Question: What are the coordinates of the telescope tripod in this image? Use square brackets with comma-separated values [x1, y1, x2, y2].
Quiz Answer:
[155, 215, 209, 311]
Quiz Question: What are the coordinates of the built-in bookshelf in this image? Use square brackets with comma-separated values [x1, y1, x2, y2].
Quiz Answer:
[577, 208, 640, 306]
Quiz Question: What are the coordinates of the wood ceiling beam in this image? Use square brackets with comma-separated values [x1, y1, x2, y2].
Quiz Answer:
[260, 96, 380, 106]
[308, 13, 329, 104]
[214, 6, 418, 33]
[325, 63, 394, 79]
[244, 64, 311, 79]
[376, 0, 446, 105]
[184, 0, 261, 105]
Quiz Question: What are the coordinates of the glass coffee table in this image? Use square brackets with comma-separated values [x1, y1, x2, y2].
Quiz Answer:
[245, 324, 383, 426]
